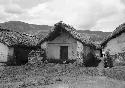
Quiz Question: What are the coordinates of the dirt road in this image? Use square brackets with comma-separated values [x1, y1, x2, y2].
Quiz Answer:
[39, 76, 125, 88]
[0, 64, 125, 88]
[1, 75, 124, 88]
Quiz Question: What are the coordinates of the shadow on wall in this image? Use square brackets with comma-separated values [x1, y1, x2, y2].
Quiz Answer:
[6, 47, 30, 66]
[6, 48, 46, 66]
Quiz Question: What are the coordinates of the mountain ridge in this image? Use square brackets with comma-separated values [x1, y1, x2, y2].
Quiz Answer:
[0, 21, 111, 42]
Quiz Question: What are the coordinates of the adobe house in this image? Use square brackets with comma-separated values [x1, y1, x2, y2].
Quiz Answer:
[101, 23, 125, 64]
[0, 31, 41, 65]
[41, 21, 101, 64]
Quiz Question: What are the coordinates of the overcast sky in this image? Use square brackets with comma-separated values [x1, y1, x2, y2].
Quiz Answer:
[0, 0, 125, 32]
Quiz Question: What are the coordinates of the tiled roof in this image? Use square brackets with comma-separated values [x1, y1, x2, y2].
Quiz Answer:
[41, 21, 101, 49]
[101, 23, 125, 47]
[0, 31, 40, 47]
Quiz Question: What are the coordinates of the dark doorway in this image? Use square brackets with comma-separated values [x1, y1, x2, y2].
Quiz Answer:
[60, 46, 68, 60]
[14, 47, 29, 65]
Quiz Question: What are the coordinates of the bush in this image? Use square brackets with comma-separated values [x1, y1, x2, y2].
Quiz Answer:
[83, 52, 101, 67]
[46, 59, 76, 64]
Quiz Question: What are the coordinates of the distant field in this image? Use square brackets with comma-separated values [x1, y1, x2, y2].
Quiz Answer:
[0, 63, 125, 88]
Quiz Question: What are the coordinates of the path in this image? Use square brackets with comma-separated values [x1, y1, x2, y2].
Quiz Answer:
[40, 76, 125, 88]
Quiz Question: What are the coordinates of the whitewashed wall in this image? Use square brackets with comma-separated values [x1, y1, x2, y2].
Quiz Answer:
[41, 42, 47, 49]
[46, 32, 77, 60]
[0, 43, 9, 62]
[103, 33, 125, 55]
[76, 41, 83, 63]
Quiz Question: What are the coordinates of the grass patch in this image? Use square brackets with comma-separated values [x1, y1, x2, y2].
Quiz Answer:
[0, 63, 125, 87]
[103, 66, 125, 81]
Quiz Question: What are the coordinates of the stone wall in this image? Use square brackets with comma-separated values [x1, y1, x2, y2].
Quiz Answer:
[28, 49, 45, 64]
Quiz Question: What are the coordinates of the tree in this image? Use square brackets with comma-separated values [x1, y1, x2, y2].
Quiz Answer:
[83, 51, 101, 67]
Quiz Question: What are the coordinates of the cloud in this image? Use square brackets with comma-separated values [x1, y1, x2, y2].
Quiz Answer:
[0, 5, 11, 22]
[12, 0, 49, 9]
[24, 0, 125, 31]
[4, 4, 25, 14]
[0, 0, 25, 14]
[0, 0, 125, 32]
[0, 0, 25, 22]
[91, 12, 125, 32]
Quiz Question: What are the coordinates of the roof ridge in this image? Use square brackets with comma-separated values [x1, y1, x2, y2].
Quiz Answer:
[101, 22, 125, 46]
[40, 21, 100, 49]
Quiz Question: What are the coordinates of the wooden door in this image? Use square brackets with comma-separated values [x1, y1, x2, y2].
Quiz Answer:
[60, 46, 68, 60]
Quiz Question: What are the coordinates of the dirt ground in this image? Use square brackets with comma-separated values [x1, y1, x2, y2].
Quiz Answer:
[0, 63, 125, 88]
[1, 75, 125, 88]
[45, 76, 125, 88]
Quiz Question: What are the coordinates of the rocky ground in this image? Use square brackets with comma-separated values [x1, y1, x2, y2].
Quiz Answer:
[0, 63, 125, 88]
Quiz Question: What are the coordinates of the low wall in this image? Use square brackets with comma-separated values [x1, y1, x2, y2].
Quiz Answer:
[109, 52, 125, 66]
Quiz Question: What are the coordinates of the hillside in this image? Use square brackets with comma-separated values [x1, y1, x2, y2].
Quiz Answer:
[0, 21, 51, 35]
[77, 30, 111, 36]
[0, 21, 111, 42]
[77, 30, 111, 42]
